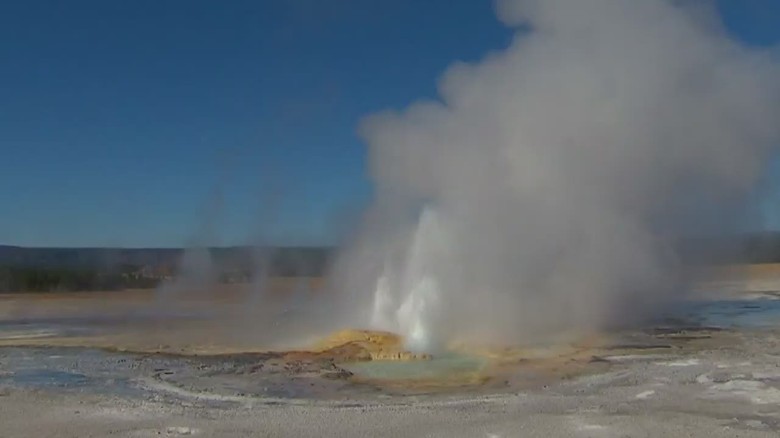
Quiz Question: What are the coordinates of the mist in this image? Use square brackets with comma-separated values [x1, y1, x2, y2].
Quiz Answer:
[330, 0, 780, 351]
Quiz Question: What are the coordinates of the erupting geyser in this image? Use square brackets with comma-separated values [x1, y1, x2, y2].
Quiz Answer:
[331, 0, 780, 353]
[370, 207, 449, 352]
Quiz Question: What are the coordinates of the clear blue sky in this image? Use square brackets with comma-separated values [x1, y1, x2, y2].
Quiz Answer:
[0, 1, 778, 248]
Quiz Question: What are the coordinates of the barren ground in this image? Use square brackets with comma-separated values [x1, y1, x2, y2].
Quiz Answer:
[2, 269, 780, 437]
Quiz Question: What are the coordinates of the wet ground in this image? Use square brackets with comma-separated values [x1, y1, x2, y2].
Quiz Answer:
[0, 295, 777, 398]
[3, 288, 780, 436]
[669, 297, 780, 328]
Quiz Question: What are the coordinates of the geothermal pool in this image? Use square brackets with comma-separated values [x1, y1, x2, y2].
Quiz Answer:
[342, 352, 488, 381]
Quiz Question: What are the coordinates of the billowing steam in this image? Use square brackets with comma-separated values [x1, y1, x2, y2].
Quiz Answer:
[331, 0, 780, 351]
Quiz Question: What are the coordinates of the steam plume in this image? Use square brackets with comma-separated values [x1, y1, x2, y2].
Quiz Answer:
[331, 0, 780, 351]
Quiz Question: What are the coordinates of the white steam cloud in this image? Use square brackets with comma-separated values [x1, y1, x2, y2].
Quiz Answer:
[330, 0, 780, 351]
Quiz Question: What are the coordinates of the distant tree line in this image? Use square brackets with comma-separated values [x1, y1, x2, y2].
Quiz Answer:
[0, 266, 159, 293]
[0, 247, 331, 293]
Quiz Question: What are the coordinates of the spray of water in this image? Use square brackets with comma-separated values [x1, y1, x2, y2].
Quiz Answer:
[331, 0, 780, 352]
[369, 207, 450, 352]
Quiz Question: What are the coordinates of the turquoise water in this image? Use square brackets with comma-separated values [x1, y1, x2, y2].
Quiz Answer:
[341, 353, 487, 380]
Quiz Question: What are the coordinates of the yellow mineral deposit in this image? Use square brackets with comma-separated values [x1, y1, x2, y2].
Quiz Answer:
[310, 329, 431, 362]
